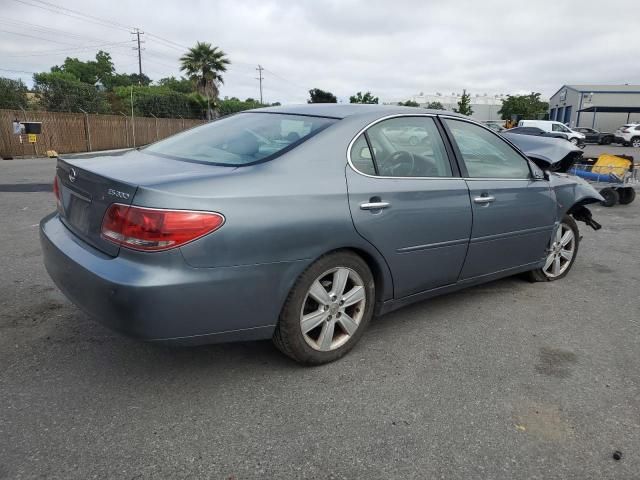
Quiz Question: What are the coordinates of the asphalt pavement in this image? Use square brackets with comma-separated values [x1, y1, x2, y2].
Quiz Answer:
[0, 152, 639, 479]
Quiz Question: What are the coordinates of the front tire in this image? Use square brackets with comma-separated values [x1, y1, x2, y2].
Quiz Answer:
[273, 251, 375, 364]
[527, 215, 579, 282]
[631, 137, 640, 148]
[570, 138, 579, 145]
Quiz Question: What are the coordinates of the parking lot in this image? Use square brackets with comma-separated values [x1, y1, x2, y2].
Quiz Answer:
[1, 148, 639, 479]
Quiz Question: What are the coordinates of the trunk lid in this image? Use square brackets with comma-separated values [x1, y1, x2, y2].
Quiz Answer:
[55, 149, 240, 256]
[56, 158, 137, 256]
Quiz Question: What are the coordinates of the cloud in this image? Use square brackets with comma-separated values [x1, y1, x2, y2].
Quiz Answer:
[1, 0, 638, 103]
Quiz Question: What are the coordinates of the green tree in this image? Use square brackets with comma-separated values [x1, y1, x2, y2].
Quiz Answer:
[51, 50, 115, 85]
[426, 101, 444, 110]
[114, 85, 202, 118]
[498, 92, 549, 120]
[398, 100, 419, 107]
[453, 90, 473, 116]
[308, 88, 337, 103]
[217, 97, 265, 117]
[157, 76, 194, 94]
[349, 91, 379, 104]
[180, 41, 231, 118]
[0, 77, 28, 109]
[33, 71, 110, 113]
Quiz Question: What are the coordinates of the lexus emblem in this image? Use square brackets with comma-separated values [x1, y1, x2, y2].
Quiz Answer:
[69, 168, 77, 183]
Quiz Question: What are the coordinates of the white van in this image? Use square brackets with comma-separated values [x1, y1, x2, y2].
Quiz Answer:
[518, 120, 585, 145]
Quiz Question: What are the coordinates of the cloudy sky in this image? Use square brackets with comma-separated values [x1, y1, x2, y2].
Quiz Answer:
[1, 0, 639, 103]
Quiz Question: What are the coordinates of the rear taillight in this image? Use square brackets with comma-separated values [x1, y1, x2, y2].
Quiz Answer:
[621, 127, 630, 132]
[101, 204, 224, 252]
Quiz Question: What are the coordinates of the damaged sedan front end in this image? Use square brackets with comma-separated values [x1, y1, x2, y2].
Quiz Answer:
[503, 132, 603, 231]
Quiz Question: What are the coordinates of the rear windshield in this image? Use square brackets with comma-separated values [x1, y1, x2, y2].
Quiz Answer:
[144, 112, 337, 166]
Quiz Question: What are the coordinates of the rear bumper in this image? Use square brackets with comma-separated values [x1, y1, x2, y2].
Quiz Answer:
[614, 136, 627, 144]
[40, 213, 308, 344]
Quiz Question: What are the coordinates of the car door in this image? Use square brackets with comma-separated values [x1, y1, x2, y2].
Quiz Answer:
[580, 128, 597, 143]
[442, 118, 556, 280]
[346, 115, 472, 299]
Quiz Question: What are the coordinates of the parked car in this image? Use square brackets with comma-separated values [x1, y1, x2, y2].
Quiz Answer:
[572, 127, 614, 145]
[382, 125, 428, 145]
[518, 120, 585, 146]
[614, 124, 640, 147]
[41, 105, 603, 364]
[504, 126, 568, 141]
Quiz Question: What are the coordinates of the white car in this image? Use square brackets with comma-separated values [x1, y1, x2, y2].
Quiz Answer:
[614, 124, 640, 147]
[518, 120, 585, 145]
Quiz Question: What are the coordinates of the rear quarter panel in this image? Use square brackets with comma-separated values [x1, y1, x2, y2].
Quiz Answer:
[130, 115, 396, 301]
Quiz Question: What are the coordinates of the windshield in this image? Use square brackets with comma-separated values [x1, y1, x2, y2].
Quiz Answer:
[144, 112, 337, 165]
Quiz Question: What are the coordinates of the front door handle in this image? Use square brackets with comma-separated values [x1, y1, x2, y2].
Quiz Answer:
[360, 201, 390, 210]
[473, 195, 495, 204]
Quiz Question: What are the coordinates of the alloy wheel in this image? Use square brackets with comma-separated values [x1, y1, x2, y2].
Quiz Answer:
[543, 223, 576, 278]
[300, 267, 366, 352]
[632, 138, 640, 148]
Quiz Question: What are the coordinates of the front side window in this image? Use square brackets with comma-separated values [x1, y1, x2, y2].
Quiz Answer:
[352, 117, 452, 177]
[444, 119, 531, 179]
[552, 123, 571, 133]
[144, 113, 337, 166]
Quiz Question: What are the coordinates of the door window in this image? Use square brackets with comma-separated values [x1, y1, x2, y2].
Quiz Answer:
[353, 117, 452, 177]
[444, 119, 531, 179]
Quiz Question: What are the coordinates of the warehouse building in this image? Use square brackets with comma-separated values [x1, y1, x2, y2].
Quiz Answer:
[389, 93, 505, 122]
[549, 84, 640, 132]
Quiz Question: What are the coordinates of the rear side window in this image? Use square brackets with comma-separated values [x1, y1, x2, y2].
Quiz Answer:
[350, 116, 452, 177]
[144, 113, 337, 166]
[350, 135, 377, 175]
[444, 119, 531, 179]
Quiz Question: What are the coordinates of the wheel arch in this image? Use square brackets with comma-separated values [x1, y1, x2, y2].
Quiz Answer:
[278, 245, 394, 319]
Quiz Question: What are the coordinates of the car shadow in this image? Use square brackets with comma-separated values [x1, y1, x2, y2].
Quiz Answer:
[36, 274, 527, 383]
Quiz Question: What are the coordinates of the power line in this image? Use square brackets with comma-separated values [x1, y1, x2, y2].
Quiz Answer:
[0, 67, 37, 74]
[11, 0, 131, 32]
[262, 67, 309, 92]
[3, 41, 132, 58]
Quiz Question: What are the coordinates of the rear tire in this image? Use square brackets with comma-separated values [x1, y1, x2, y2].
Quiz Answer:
[527, 215, 579, 282]
[600, 187, 619, 207]
[618, 187, 636, 205]
[273, 251, 375, 364]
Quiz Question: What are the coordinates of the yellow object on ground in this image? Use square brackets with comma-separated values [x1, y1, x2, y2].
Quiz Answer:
[592, 154, 632, 177]
[46, 150, 58, 158]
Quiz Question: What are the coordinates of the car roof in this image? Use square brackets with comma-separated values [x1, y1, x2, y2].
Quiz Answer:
[248, 103, 463, 120]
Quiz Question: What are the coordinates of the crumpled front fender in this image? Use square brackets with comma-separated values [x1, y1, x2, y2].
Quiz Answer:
[549, 172, 604, 229]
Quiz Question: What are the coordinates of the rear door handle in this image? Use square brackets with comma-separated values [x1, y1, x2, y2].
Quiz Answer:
[473, 195, 495, 204]
[360, 201, 390, 210]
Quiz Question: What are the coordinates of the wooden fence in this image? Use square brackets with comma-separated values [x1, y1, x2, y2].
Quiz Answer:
[0, 109, 205, 158]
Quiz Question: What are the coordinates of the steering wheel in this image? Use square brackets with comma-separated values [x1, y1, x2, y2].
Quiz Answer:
[382, 150, 415, 176]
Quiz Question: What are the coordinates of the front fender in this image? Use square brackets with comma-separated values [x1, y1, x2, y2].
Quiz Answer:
[549, 172, 603, 215]
[549, 172, 603, 229]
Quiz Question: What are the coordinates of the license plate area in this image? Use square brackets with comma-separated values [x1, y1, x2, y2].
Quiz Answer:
[66, 191, 92, 235]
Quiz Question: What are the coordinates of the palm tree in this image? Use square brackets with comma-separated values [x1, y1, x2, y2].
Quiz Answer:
[180, 42, 230, 119]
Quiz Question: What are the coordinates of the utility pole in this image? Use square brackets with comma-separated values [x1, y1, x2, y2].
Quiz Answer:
[256, 64, 264, 104]
[132, 28, 144, 84]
